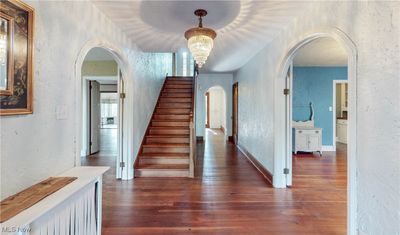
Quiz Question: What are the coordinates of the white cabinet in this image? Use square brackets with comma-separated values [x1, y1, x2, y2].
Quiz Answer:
[292, 127, 322, 155]
[336, 119, 348, 144]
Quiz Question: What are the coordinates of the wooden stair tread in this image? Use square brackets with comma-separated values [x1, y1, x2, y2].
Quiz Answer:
[143, 143, 189, 147]
[138, 164, 189, 170]
[140, 153, 189, 158]
[152, 120, 189, 122]
[150, 126, 189, 129]
[147, 134, 189, 138]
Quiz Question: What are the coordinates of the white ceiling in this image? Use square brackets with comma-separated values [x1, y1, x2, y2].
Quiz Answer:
[293, 38, 348, 66]
[91, 0, 311, 72]
[85, 47, 115, 61]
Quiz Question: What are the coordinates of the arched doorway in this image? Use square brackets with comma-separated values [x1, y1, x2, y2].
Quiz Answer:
[274, 28, 357, 234]
[74, 40, 131, 180]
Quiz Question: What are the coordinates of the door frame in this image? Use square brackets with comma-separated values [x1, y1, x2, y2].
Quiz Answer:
[333, 80, 348, 149]
[232, 82, 239, 145]
[285, 63, 293, 186]
[74, 39, 133, 180]
[275, 28, 358, 235]
[205, 92, 210, 128]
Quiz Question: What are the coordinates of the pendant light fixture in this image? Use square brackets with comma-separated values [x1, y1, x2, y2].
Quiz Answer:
[184, 9, 216, 68]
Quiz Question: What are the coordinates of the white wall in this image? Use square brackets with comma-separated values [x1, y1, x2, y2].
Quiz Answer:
[233, 2, 400, 235]
[196, 73, 233, 138]
[208, 87, 226, 130]
[0, 1, 171, 199]
[175, 49, 193, 77]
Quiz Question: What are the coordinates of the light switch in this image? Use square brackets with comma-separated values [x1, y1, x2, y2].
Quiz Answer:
[329, 106, 333, 112]
[56, 105, 68, 120]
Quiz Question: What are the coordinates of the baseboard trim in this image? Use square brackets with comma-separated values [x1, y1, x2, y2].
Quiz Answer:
[322, 145, 336, 151]
[196, 136, 204, 142]
[237, 144, 273, 185]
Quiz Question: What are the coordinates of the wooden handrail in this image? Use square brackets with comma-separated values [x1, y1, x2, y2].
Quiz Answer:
[189, 64, 198, 178]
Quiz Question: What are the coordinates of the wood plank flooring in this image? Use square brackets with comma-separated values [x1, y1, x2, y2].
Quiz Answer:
[82, 129, 347, 234]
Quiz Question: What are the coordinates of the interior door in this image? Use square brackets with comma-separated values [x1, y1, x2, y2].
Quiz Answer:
[296, 133, 308, 150]
[90, 81, 101, 154]
[308, 135, 320, 150]
[232, 82, 238, 145]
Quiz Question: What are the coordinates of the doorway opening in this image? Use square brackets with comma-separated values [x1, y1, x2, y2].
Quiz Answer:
[79, 47, 125, 179]
[286, 37, 349, 183]
[276, 29, 357, 234]
[232, 82, 238, 145]
[204, 86, 227, 142]
[334, 80, 348, 146]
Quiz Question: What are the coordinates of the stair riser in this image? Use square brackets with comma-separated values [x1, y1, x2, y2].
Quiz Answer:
[158, 103, 191, 108]
[140, 158, 189, 165]
[149, 129, 190, 135]
[167, 78, 193, 81]
[146, 137, 189, 144]
[161, 93, 192, 98]
[166, 80, 192, 83]
[151, 121, 189, 127]
[159, 98, 192, 103]
[142, 147, 190, 154]
[163, 89, 192, 93]
[135, 169, 189, 177]
[155, 109, 191, 114]
[165, 85, 192, 89]
[154, 115, 189, 120]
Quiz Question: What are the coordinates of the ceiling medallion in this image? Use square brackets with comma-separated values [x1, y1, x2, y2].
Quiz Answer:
[184, 9, 217, 68]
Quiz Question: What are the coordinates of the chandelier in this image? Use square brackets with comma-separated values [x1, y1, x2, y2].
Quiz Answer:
[184, 9, 216, 68]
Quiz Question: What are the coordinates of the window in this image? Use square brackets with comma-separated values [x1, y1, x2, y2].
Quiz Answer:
[182, 52, 187, 76]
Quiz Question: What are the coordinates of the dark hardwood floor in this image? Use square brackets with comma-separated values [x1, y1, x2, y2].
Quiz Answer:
[82, 129, 347, 235]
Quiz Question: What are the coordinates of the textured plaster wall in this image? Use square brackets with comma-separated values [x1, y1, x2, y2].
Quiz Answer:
[196, 73, 233, 138]
[233, 2, 400, 234]
[0, 1, 171, 199]
[82, 60, 118, 76]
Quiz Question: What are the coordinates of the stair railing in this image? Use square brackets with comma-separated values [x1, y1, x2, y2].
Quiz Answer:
[189, 64, 198, 178]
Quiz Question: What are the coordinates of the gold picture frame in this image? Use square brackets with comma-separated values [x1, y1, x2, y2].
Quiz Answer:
[0, 0, 34, 115]
[0, 12, 14, 96]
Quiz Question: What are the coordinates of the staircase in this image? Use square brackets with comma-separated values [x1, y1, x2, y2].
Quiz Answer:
[134, 76, 195, 177]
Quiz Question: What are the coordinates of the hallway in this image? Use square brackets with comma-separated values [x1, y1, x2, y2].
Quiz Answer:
[82, 129, 346, 234]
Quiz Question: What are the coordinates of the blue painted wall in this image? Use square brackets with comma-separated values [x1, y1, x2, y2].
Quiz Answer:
[293, 67, 347, 146]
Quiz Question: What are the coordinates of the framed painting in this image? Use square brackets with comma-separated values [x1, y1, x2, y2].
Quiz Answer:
[0, 0, 34, 115]
[0, 12, 14, 96]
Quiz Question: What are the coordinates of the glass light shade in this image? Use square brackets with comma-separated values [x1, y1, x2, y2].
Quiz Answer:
[187, 35, 213, 68]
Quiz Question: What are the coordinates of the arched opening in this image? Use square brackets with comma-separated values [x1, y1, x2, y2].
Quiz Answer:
[274, 29, 357, 234]
[204, 86, 227, 142]
[74, 40, 131, 180]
